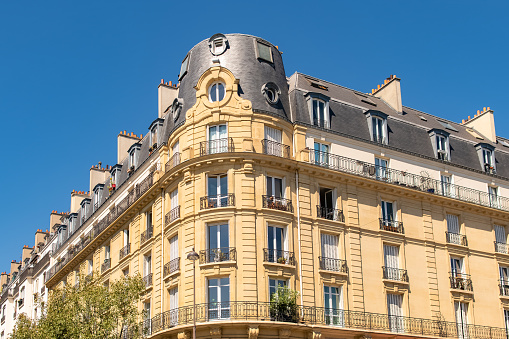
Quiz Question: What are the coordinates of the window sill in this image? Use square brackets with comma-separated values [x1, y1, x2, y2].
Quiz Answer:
[450, 288, 474, 295]
[164, 269, 180, 281]
[199, 260, 236, 269]
[263, 261, 295, 269]
[382, 278, 409, 286]
[319, 269, 348, 277]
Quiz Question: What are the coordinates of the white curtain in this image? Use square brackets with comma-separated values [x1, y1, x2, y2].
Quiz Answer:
[264, 126, 282, 143]
[169, 287, 178, 325]
[172, 141, 179, 155]
[384, 245, 399, 269]
[321, 234, 339, 259]
[170, 236, 178, 261]
[455, 302, 469, 339]
[447, 215, 460, 234]
[387, 294, 403, 333]
[495, 225, 506, 244]
[170, 189, 178, 210]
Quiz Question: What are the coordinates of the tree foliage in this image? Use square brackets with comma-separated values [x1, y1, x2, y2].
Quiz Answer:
[10, 273, 146, 339]
[269, 287, 300, 323]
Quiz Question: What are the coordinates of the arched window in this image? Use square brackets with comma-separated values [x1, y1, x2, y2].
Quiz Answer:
[209, 82, 225, 102]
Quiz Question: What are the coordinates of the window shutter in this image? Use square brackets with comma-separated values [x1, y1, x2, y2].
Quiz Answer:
[447, 215, 460, 234]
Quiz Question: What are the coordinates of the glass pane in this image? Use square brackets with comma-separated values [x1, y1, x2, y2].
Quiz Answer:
[180, 56, 188, 79]
[209, 286, 218, 304]
[208, 177, 217, 196]
[267, 177, 273, 196]
[268, 226, 274, 250]
[209, 126, 217, 140]
[275, 178, 282, 198]
[209, 225, 218, 249]
[221, 284, 230, 303]
[313, 100, 318, 124]
[210, 84, 217, 102]
[220, 175, 227, 196]
[219, 124, 227, 138]
[218, 83, 225, 101]
[319, 101, 325, 126]
[220, 224, 229, 248]
[257, 42, 272, 62]
[276, 227, 283, 251]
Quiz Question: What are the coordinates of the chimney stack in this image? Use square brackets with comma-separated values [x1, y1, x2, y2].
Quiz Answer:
[461, 107, 496, 143]
[371, 75, 403, 114]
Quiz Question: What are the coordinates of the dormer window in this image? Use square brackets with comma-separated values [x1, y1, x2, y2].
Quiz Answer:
[93, 184, 104, 211]
[80, 199, 91, 225]
[365, 111, 388, 144]
[149, 118, 163, 151]
[208, 34, 228, 56]
[179, 53, 190, 80]
[429, 129, 450, 161]
[255, 40, 273, 63]
[306, 93, 330, 129]
[69, 213, 77, 234]
[110, 164, 122, 190]
[127, 143, 141, 173]
[475, 143, 496, 174]
[57, 224, 67, 247]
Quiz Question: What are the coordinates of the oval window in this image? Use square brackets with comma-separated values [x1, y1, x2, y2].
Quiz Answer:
[261, 82, 281, 104]
[209, 82, 225, 102]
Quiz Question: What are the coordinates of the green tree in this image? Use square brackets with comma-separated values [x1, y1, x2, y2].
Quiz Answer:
[269, 287, 300, 323]
[10, 273, 146, 339]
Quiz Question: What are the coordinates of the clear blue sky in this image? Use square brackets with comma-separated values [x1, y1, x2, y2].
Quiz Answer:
[0, 1, 507, 273]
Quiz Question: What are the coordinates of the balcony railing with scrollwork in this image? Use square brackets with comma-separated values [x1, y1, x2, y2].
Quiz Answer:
[383, 267, 409, 282]
[317, 206, 344, 222]
[495, 242, 508, 254]
[309, 150, 509, 212]
[163, 257, 180, 277]
[200, 194, 235, 209]
[143, 273, 153, 288]
[262, 196, 293, 212]
[379, 219, 404, 233]
[263, 249, 295, 265]
[101, 259, 111, 273]
[141, 226, 153, 245]
[199, 248, 236, 264]
[200, 138, 234, 156]
[450, 273, 473, 291]
[165, 206, 180, 226]
[261, 139, 290, 158]
[446, 232, 467, 246]
[319, 257, 347, 273]
[119, 243, 131, 261]
[165, 152, 181, 172]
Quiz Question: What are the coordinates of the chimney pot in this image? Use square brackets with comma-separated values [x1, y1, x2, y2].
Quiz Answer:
[488, 107, 491, 111]
[161, 79, 164, 84]
[468, 116, 471, 120]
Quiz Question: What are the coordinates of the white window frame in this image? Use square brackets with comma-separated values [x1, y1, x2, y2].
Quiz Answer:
[324, 285, 344, 326]
[267, 176, 284, 198]
[436, 134, 449, 160]
[209, 82, 225, 103]
[489, 186, 500, 208]
[441, 174, 453, 197]
[143, 253, 152, 277]
[269, 278, 287, 300]
[455, 302, 469, 339]
[207, 277, 230, 320]
[314, 141, 330, 166]
[372, 116, 387, 144]
[387, 293, 404, 333]
[381, 200, 397, 224]
[312, 98, 330, 129]
[375, 157, 389, 180]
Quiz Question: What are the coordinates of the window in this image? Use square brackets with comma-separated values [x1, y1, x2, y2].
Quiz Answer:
[149, 118, 163, 148]
[209, 83, 225, 102]
[375, 157, 388, 180]
[123, 229, 130, 247]
[208, 224, 229, 262]
[146, 211, 153, 232]
[128, 143, 141, 170]
[383, 245, 402, 280]
[450, 257, 464, 277]
[208, 124, 228, 154]
[269, 279, 287, 300]
[110, 165, 121, 188]
[318, 188, 338, 220]
[500, 266, 509, 295]
[261, 82, 280, 104]
[387, 294, 404, 333]
[207, 174, 228, 207]
[143, 254, 152, 278]
[446, 214, 463, 245]
[436, 135, 448, 160]
[170, 188, 179, 211]
[93, 184, 103, 210]
[123, 268, 129, 277]
[372, 117, 386, 143]
[104, 245, 110, 261]
[495, 225, 507, 254]
[312, 99, 330, 128]
[483, 148, 494, 166]
[321, 234, 340, 271]
[169, 287, 178, 325]
[476, 143, 496, 174]
[87, 259, 93, 275]
[264, 126, 283, 156]
[169, 235, 179, 262]
[314, 142, 330, 166]
[489, 186, 499, 208]
[324, 285, 344, 326]
[69, 213, 77, 234]
[267, 225, 287, 263]
[172, 140, 179, 156]
[208, 277, 230, 319]
[179, 54, 189, 80]
[267, 176, 283, 198]
[209, 34, 228, 56]
[504, 310, 509, 339]
[255, 40, 273, 63]
[143, 301, 151, 335]
[455, 302, 469, 339]
[171, 98, 183, 122]
[381, 200, 396, 225]
[80, 199, 90, 224]
[441, 174, 452, 197]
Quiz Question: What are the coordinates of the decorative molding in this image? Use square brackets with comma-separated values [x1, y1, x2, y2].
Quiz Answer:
[210, 327, 222, 339]
[279, 329, 291, 339]
[247, 325, 259, 339]
[177, 331, 190, 339]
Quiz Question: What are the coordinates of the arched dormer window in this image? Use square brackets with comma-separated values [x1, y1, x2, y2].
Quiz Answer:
[365, 111, 388, 144]
[306, 93, 330, 129]
[428, 129, 450, 161]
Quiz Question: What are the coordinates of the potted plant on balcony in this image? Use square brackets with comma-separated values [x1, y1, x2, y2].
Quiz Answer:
[270, 287, 299, 323]
[277, 257, 287, 265]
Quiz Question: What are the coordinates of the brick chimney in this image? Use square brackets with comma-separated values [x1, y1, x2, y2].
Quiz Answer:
[371, 75, 402, 114]
[70, 190, 90, 214]
[34, 229, 47, 251]
[117, 131, 141, 164]
[89, 162, 109, 194]
[22, 245, 33, 264]
[10, 260, 20, 275]
[461, 107, 497, 143]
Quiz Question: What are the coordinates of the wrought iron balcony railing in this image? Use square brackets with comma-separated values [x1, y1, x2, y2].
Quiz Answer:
[101, 258, 111, 273]
[165, 152, 181, 172]
[317, 206, 345, 222]
[262, 195, 293, 212]
[450, 273, 473, 291]
[141, 226, 153, 245]
[263, 249, 295, 265]
[383, 267, 409, 282]
[446, 232, 467, 246]
[199, 248, 236, 264]
[495, 242, 508, 254]
[261, 139, 290, 158]
[165, 206, 180, 226]
[119, 243, 131, 261]
[163, 257, 180, 277]
[499, 281, 509, 296]
[319, 257, 347, 273]
[200, 138, 234, 156]
[143, 273, 153, 288]
[309, 150, 509, 212]
[379, 219, 404, 233]
[200, 194, 235, 209]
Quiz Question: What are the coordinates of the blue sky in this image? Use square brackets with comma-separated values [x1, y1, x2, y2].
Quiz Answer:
[0, 1, 508, 273]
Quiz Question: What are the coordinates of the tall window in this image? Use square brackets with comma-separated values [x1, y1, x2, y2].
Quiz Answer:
[209, 83, 225, 102]
[267, 225, 286, 263]
[387, 293, 404, 333]
[208, 124, 227, 154]
[267, 176, 283, 198]
[314, 142, 329, 166]
[208, 278, 230, 319]
[436, 135, 448, 160]
[450, 257, 464, 278]
[169, 235, 179, 264]
[321, 234, 340, 271]
[143, 301, 151, 335]
[312, 99, 329, 128]
[495, 225, 507, 254]
[208, 174, 228, 207]
[372, 117, 386, 143]
[446, 214, 462, 244]
[143, 254, 152, 278]
[146, 211, 152, 232]
[170, 188, 178, 210]
[269, 279, 286, 300]
[324, 285, 344, 326]
[375, 157, 388, 180]
[500, 266, 509, 296]
[489, 186, 499, 208]
[504, 310, 509, 338]
[441, 175, 452, 197]
[123, 229, 129, 247]
[208, 224, 229, 261]
[383, 245, 401, 280]
[172, 140, 179, 156]
[381, 200, 396, 225]
[104, 245, 110, 261]
[318, 187, 337, 220]
[455, 302, 469, 339]
[264, 126, 283, 156]
[87, 259, 93, 275]
[169, 287, 178, 325]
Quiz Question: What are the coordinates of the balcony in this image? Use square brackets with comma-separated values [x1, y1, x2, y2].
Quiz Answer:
[163, 257, 180, 277]
[199, 248, 236, 264]
[141, 226, 153, 245]
[262, 196, 293, 212]
[261, 139, 290, 158]
[446, 232, 467, 246]
[450, 273, 473, 291]
[379, 219, 404, 234]
[119, 243, 131, 261]
[101, 259, 111, 273]
[143, 273, 153, 288]
[309, 150, 509, 212]
[200, 194, 235, 209]
[165, 206, 180, 226]
[499, 281, 509, 296]
[484, 163, 496, 175]
[263, 249, 295, 265]
[319, 257, 347, 273]
[165, 152, 181, 172]
[317, 206, 344, 222]
[200, 138, 234, 156]
[495, 242, 508, 254]
[382, 267, 409, 282]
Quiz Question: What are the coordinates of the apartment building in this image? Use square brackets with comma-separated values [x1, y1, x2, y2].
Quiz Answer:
[5, 33, 509, 339]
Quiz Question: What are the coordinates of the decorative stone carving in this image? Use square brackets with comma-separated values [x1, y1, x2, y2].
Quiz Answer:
[308, 331, 322, 339]
[279, 328, 291, 339]
[177, 331, 190, 339]
[247, 325, 259, 339]
[210, 326, 221, 339]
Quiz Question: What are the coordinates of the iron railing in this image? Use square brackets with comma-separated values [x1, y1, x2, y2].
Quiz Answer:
[319, 257, 347, 273]
[499, 281, 509, 296]
[309, 150, 509, 211]
[46, 172, 154, 281]
[119, 243, 131, 261]
[165, 206, 180, 226]
[200, 194, 235, 209]
[450, 273, 473, 291]
[317, 206, 345, 222]
[141, 226, 153, 245]
[379, 219, 404, 233]
[495, 242, 508, 254]
[383, 267, 409, 282]
[262, 195, 293, 212]
[163, 257, 180, 277]
[261, 139, 290, 158]
[143, 273, 153, 288]
[101, 259, 111, 273]
[165, 152, 181, 172]
[263, 249, 295, 265]
[200, 138, 234, 156]
[143, 301, 507, 339]
[199, 248, 236, 264]
[446, 232, 467, 246]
